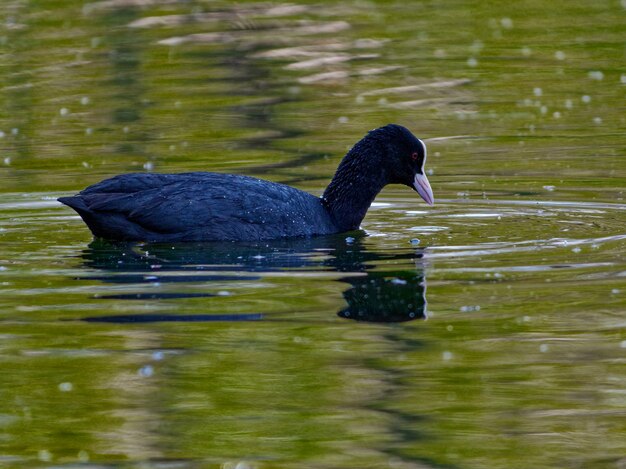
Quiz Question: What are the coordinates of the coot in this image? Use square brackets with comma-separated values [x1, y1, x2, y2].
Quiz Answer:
[59, 124, 434, 242]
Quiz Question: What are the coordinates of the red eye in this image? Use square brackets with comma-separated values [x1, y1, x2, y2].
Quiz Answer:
[411, 152, 418, 160]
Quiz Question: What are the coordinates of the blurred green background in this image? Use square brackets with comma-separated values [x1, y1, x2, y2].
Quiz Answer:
[0, 1, 625, 468]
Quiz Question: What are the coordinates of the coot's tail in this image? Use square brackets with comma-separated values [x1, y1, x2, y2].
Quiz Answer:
[58, 195, 101, 237]
[58, 196, 88, 213]
[58, 195, 145, 240]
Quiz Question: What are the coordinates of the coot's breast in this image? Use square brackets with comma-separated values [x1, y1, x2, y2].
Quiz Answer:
[60, 172, 339, 242]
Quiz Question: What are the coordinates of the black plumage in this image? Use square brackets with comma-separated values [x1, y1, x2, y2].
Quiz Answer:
[59, 124, 434, 242]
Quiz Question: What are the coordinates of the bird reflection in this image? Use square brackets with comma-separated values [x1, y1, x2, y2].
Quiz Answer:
[78, 233, 427, 323]
[338, 270, 426, 323]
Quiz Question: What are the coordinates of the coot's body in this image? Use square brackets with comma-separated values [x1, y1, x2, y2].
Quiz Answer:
[59, 124, 434, 242]
[61, 172, 337, 242]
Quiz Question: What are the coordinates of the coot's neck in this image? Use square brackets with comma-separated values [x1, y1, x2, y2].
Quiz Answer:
[321, 139, 387, 231]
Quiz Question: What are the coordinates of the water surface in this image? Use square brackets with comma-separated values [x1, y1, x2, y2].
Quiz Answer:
[1, 1, 625, 468]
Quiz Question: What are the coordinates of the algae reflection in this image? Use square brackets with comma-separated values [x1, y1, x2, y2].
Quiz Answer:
[77, 234, 427, 323]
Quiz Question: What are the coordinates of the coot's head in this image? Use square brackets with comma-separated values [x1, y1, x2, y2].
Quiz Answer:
[371, 124, 434, 206]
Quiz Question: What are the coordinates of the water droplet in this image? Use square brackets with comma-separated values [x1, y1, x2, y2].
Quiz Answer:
[235, 462, 254, 469]
[391, 278, 407, 285]
[409, 238, 420, 246]
[581, 95, 591, 103]
[467, 57, 478, 67]
[571, 247, 581, 253]
[3, 157, 11, 165]
[59, 107, 69, 116]
[555, 50, 565, 60]
[138, 365, 154, 377]
[500, 17, 513, 29]
[338, 116, 349, 124]
[593, 117, 602, 125]
[38, 450, 52, 462]
[0, 131, 5, 139]
[446, 325, 454, 331]
[469, 40, 484, 53]
[143, 161, 154, 171]
[152, 351, 164, 361]
[539, 344, 549, 353]
[621, 74, 626, 84]
[345, 236, 355, 244]
[521, 46, 531, 56]
[80, 96, 90, 105]
[611, 289, 620, 295]
[543, 185, 556, 191]
[58, 382, 73, 392]
[85, 128, 93, 135]
[11, 127, 18, 135]
[540, 105, 548, 115]
[588, 70, 604, 81]
[533, 87, 542, 97]
[78, 450, 89, 462]
[553, 111, 561, 119]
[564, 99, 573, 109]
[442, 351, 453, 361]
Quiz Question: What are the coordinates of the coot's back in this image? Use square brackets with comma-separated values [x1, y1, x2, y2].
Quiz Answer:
[59, 172, 338, 242]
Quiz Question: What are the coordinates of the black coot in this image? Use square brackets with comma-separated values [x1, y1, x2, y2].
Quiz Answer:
[59, 124, 434, 242]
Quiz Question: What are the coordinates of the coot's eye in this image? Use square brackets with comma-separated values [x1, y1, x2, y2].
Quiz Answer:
[411, 152, 418, 160]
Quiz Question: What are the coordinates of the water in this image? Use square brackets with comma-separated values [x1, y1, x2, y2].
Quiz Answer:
[1, 1, 625, 468]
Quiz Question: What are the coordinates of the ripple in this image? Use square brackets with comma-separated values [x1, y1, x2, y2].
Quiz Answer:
[378, 197, 626, 264]
[438, 262, 615, 273]
[409, 225, 449, 233]
[445, 212, 504, 218]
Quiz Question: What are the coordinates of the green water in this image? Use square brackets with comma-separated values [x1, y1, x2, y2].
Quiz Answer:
[1, 1, 625, 468]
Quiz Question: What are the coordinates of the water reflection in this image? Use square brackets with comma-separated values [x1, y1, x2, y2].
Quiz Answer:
[338, 270, 426, 322]
[99, 5, 151, 158]
[78, 234, 427, 323]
